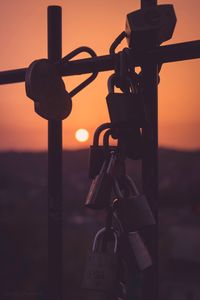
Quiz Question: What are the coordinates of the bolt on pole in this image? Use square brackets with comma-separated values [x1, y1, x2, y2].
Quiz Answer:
[47, 6, 63, 300]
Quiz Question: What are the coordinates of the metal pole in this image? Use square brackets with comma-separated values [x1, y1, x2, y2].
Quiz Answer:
[141, 63, 158, 300]
[47, 6, 63, 300]
[140, 1, 158, 300]
[1, 40, 200, 85]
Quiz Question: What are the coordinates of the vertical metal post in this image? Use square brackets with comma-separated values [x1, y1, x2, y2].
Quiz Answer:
[140, 1, 158, 300]
[141, 64, 158, 300]
[48, 6, 63, 300]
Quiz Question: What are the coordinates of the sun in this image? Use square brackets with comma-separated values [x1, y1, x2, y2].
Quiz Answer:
[75, 129, 89, 142]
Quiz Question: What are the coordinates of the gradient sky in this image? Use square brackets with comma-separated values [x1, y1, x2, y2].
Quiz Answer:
[0, 0, 199, 151]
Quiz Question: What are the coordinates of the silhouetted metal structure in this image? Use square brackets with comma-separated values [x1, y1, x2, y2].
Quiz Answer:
[47, 7, 63, 300]
[0, 2, 199, 300]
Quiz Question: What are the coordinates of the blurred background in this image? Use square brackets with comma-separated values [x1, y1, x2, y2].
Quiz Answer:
[0, 0, 200, 299]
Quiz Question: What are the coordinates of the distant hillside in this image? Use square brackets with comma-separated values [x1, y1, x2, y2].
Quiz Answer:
[0, 148, 200, 299]
[0, 148, 199, 206]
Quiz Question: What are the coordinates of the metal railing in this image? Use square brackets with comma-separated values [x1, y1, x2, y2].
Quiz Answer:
[0, 1, 199, 299]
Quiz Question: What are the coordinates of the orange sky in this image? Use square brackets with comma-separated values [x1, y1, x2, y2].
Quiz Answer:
[0, 0, 200, 151]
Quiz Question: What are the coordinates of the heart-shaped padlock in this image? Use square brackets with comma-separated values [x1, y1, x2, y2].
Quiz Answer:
[25, 59, 72, 120]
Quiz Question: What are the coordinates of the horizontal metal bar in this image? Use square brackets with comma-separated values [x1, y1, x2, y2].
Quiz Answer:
[0, 40, 200, 85]
[151, 39, 200, 64]
[0, 68, 26, 84]
[60, 54, 114, 76]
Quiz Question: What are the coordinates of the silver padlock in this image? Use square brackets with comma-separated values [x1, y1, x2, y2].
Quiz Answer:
[112, 189, 153, 272]
[114, 175, 155, 231]
[82, 227, 119, 296]
[85, 130, 118, 210]
[112, 208, 152, 272]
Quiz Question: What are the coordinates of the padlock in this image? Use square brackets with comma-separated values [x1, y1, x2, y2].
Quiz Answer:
[82, 227, 119, 295]
[125, 4, 177, 48]
[85, 150, 117, 210]
[106, 74, 144, 160]
[25, 59, 72, 120]
[106, 74, 144, 129]
[85, 129, 118, 210]
[114, 175, 155, 231]
[112, 202, 152, 272]
[88, 123, 118, 179]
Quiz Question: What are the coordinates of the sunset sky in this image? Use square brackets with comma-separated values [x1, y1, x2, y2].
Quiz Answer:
[0, 0, 199, 151]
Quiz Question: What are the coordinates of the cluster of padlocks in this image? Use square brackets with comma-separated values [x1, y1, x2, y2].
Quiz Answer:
[2, 1, 199, 300]
[81, 65, 156, 299]
[22, 4, 178, 299]
[24, 4, 176, 123]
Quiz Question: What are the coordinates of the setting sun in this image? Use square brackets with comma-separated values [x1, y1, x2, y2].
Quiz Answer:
[75, 129, 89, 143]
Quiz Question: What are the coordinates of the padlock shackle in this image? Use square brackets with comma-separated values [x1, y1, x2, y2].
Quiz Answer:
[113, 179, 124, 200]
[109, 31, 126, 56]
[103, 128, 112, 153]
[107, 73, 136, 95]
[93, 123, 111, 146]
[58, 46, 98, 98]
[92, 227, 118, 253]
[112, 207, 124, 235]
[114, 176, 140, 201]
[107, 74, 116, 93]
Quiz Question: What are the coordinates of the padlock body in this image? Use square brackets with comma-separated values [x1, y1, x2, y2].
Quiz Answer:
[82, 252, 119, 293]
[118, 127, 143, 160]
[116, 194, 155, 231]
[25, 59, 72, 120]
[106, 92, 144, 128]
[126, 4, 176, 48]
[89, 145, 118, 179]
[118, 232, 152, 272]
